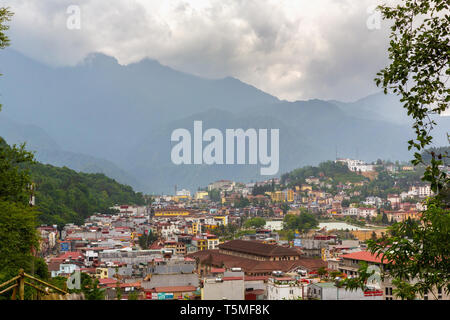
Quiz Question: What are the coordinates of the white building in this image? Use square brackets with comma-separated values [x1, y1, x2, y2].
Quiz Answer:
[335, 159, 375, 172]
[176, 189, 191, 197]
[266, 277, 305, 300]
[202, 273, 245, 300]
[307, 282, 382, 300]
[363, 196, 383, 208]
[342, 207, 359, 216]
[358, 207, 378, 219]
[111, 205, 146, 216]
[409, 185, 432, 198]
[51, 264, 79, 278]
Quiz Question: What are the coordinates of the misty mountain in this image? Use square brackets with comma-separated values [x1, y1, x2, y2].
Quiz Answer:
[0, 115, 142, 189]
[1, 48, 447, 194]
[127, 100, 413, 193]
[0, 49, 278, 162]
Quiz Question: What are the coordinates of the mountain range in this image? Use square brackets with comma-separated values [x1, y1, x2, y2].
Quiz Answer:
[0, 48, 448, 194]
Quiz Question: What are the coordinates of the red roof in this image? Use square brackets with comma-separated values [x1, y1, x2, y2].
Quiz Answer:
[222, 277, 243, 281]
[341, 251, 388, 264]
[53, 251, 83, 261]
[244, 276, 269, 281]
[98, 278, 117, 285]
[105, 282, 141, 289]
[270, 277, 295, 281]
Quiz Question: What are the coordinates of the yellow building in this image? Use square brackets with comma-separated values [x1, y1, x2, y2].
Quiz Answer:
[270, 191, 284, 202]
[95, 268, 108, 279]
[213, 216, 228, 226]
[192, 222, 200, 235]
[287, 209, 301, 216]
[285, 189, 294, 202]
[195, 191, 209, 200]
[196, 238, 207, 251]
[301, 184, 312, 192]
[173, 195, 190, 202]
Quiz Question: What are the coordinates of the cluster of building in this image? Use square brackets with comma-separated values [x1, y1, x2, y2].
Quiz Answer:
[35, 159, 448, 300]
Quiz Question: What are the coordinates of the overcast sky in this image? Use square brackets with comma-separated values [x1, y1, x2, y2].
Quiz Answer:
[0, 0, 398, 102]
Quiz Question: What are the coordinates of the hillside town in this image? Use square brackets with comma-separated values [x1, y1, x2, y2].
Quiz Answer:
[36, 159, 450, 300]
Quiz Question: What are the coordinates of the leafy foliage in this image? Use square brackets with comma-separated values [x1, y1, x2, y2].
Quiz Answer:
[243, 217, 266, 229]
[283, 212, 318, 233]
[28, 163, 145, 226]
[208, 189, 221, 202]
[375, 0, 449, 192]
[0, 138, 35, 204]
[281, 161, 366, 187]
[252, 180, 275, 195]
[79, 272, 104, 300]
[0, 200, 40, 282]
[368, 199, 449, 298]
[138, 231, 158, 249]
[345, 0, 450, 300]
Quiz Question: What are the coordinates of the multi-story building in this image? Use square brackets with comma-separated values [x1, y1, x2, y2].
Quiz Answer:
[307, 282, 382, 300]
[202, 271, 245, 300]
[267, 276, 305, 300]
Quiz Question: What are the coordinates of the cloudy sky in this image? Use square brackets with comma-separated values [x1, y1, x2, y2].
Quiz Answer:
[0, 0, 396, 102]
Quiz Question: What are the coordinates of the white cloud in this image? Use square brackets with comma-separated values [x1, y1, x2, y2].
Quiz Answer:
[0, 0, 396, 101]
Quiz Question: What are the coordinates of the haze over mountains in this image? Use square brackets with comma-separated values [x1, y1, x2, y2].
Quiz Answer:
[1, 49, 448, 194]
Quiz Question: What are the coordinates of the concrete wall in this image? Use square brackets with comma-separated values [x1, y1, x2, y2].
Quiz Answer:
[203, 279, 245, 300]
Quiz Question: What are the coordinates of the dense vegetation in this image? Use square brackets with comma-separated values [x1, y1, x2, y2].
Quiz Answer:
[342, 0, 450, 299]
[243, 217, 266, 229]
[0, 137, 43, 298]
[281, 161, 366, 187]
[252, 180, 275, 195]
[283, 212, 319, 233]
[28, 163, 145, 226]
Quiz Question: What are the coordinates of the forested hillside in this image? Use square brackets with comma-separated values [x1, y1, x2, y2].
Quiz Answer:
[281, 161, 366, 186]
[29, 163, 145, 226]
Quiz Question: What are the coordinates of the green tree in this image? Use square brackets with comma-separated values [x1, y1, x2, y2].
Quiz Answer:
[128, 290, 139, 300]
[283, 212, 318, 233]
[345, 0, 450, 300]
[0, 8, 13, 107]
[375, 0, 449, 191]
[0, 200, 39, 280]
[138, 230, 157, 249]
[381, 212, 389, 225]
[79, 273, 104, 300]
[208, 189, 221, 202]
[317, 267, 328, 279]
[243, 217, 266, 229]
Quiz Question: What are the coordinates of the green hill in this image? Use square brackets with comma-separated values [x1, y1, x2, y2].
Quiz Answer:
[281, 161, 367, 186]
[29, 163, 145, 226]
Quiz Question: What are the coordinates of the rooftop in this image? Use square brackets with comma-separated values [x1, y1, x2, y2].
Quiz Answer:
[341, 250, 388, 264]
[219, 240, 301, 257]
